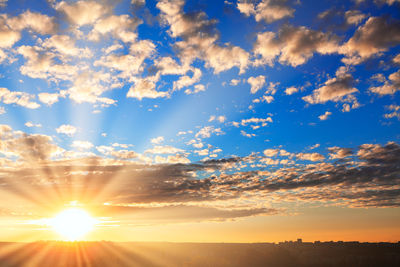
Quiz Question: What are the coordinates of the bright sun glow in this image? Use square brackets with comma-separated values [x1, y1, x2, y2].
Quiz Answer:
[49, 208, 97, 241]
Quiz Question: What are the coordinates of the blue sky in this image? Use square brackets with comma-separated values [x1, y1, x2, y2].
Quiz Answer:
[0, 0, 400, 242]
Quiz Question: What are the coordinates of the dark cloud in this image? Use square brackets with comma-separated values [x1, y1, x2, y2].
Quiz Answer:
[1, 142, 399, 217]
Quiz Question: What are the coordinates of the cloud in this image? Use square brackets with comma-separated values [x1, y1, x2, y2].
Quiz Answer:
[308, 144, 320, 150]
[209, 115, 226, 123]
[173, 68, 202, 91]
[384, 105, 400, 120]
[42, 35, 87, 58]
[155, 154, 190, 164]
[345, 10, 366, 26]
[328, 147, 352, 159]
[237, 0, 294, 23]
[17, 45, 78, 81]
[71, 140, 94, 150]
[369, 70, 400, 95]
[253, 95, 274, 104]
[0, 87, 40, 109]
[247, 75, 266, 94]
[1, 127, 399, 209]
[110, 150, 138, 159]
[285, 86, 298, 95]
[96, 145, 140, 160]
[38, 92, 64, 106]
[341, 16, 400, 63]
[0, 126, 62, 161]
[67, 71, 116, 104]
[0, 17, 20, 48]
[25, 122, 42, 128]
[254, 25, 339, 66]
[145, 145, 185, 154]
[195, 126, 224, 139]
[56, 0, 109, 26]
[263, 148, 279, 157]
[94, 40, 155, 77]
[317, 8, 366, 31]
[393, 54, 400, 64]
[7, 10, 57, 35]
[88, 15, 141, 43]
[318, 111, 332, 120]
[56, 124, 77, 136]
[151, 136, 164, 144]
[230, 79, 241, 86]
[239, 117, 273, 128]
[241, 130, 256, 138]
[127, 78, 169, 100]
[303, 67, 358, 105]
[296, 152, 325, 161]
[157, 0, 249, 74]
[184, 84, 205, 95]
[131, 0, 146, 5]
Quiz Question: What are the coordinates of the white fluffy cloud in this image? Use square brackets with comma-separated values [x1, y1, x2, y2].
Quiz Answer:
[7, 10, 56, 35]
[38, 92, 64, 106]
[247, 75, 266, 94]
[56, 124, 77, 136]
[254, 25, 339, 67]
[127, 79, 169, 100]
[157, 0, 250, 74]
[285, 86, 298, 95]
[303, 67, 358, 105]
[318, 111, 332, 121]
[56, 1, 108, 26]
[341, 16, 400, 63]
[151, 136, 165, 144]
[71, 140, 94, 150]
[369, 70, 400, 95]
[237, 0, 294, 23]
[89, 15, 141, 43]
[0, 87, 40, 109]
[296, 152, 325, 161]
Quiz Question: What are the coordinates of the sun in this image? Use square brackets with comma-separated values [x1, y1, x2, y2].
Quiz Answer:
[49, 208, 97, 241]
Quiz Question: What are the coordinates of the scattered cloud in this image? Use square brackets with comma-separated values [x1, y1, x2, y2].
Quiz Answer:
[56, 124, 77, 136]
[318, 111, 332, 120]
[151, 136, 165, 144]
[303, 67, 358, 106]
[25, 122, 42, 128]
[247, 75, 266, 94]
[369, 70, 400, 95]
[383, 104, 400, 120]
[341, 16, 400, 63]
[71, 140, 94, 150]
[254, 25, 339, 66]
[0, 87, 40, 109]
[237, 0, 294, 23]
[285, 86, 298, 95]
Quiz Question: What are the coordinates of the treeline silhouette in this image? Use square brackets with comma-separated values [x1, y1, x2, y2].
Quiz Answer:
[0, 240, 399, 266]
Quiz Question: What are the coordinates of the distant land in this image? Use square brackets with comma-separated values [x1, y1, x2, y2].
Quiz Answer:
[1, 240, 399, 266]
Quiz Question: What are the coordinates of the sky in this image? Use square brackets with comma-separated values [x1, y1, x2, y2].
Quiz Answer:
[0, 0, 399, 243]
